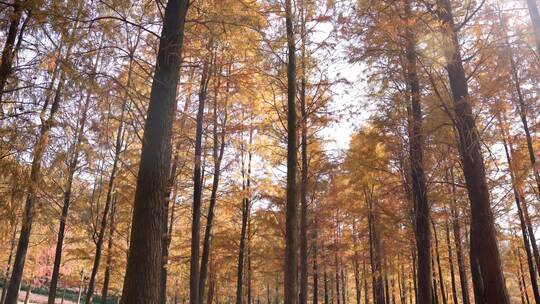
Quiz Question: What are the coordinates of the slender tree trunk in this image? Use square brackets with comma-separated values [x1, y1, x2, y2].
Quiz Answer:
[404, 2, 432, 303]
[76, 271, 84, 304]
[299, 1, 309, 303]
[324, 269, 329, 304]
[1, 220, 18, 304]
[410, 246, 417, 304]
[248, 226, 253, 304]
[391, 272, 396, 304]
[23, 281, 31, 304]
[120, 1, 189, 303]
[161, 67, 194, 304]
[0, 0, 24, 105]
[497, 114, 540, 302]
[435, 0, 509, 302]
[4, 42, 70, 304]
[341, 267, 347, 304]
[431, 253, 438, 304]
[516, 245, 531, 304]
[444, 220, 458, 304]
[267, 281, 271, 304]
[87, 90, 128, 304]
[48, 45, 101, 304]
[398, 257, 406, 304]
[199, 67, 228, 303]
[206, 272, 215, 304]
[313, 217, 319, 304]
[449, 168, 470, 304]
[101, 195, 117, 304]
[353, 221, 361, 304]
[335, 249, 340, 304]
[503, 28, 540, 265]
[354, 262, 361, 304]
[367, 190, 385, 304]
[432, 221, 447, 304]
[384, 260, 390, 304]
[363, 262, 369, 304]
[236, 124, 252, 304]
[190, 48, 213, 304]
[284, 0, 298, 302]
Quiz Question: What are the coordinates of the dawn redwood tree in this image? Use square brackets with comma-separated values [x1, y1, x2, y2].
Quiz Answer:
[284, 0, 299, 303]
[100, 196, 116, 304]
[47, 45, 102, 304]
[403, 2, 432, 303]
[190, 49, 213, 304]
[236, 121, 253, 304]
[161, 66, 195, 303]
[4, 20, 77, 303]
[444, 220, 459, 304]
[119, 0, 189, 302]
[435, 0, 509, 302]
[448, 168, 470, 304]
[299, 1, 309, 303]
[199, 68, 228, 303]
[367, 188, 384, 304]
[86, 92, 127, 304]
[497, 111, 540, 302]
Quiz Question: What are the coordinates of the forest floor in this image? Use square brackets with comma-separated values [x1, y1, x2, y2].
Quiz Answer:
[0, 288, 77, 304]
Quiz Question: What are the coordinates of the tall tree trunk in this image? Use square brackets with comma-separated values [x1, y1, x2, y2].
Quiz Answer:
[267, 281, 271, 304]
[199, 66, 228, 303]
[189, 47, 213, 304]
[516, 244, 532, 304]
[435, 0, 509, 302]
[398, 257, 406, 304]
[120, 1, 189, 303]
[313, 216, 319, 304]
[432, 221, 447, 304]
[363, 262, 369, 304]
[444, 220, 458, 304]
[247, 224, 253, 304]
[404, 2, 432, 303]
[324, 269, 329, 304]
[236, 123, 252, 304]
[449, 168, 470, 304]
[284, 0, 298, 302]
[48, 44, 101, 304]
[503, 27, 540, 255]
[0, 220, 18, 304]
[353, 220, 361, 304]
[23, 281, 31, 304]
[335, 223, 341, 304]
[497, 113, 540, 302]
[410, 246, 417, 304]
[299, 1, 309, 303]
[341, 266, 347, 304]
[87, 87, 128, 304]
[431, 253, 438, 304]
[4, 36, 72, 304]
[384, 260, 390, 304]
[0, 0, 24, 105]
[526, 0, 540, 55]
[76, 271, 84, 304]
[367, 189, 385, 304]
[161, 67, 195, 304]
[100, 195, 117, 304]
[206, 271, 215, 304]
